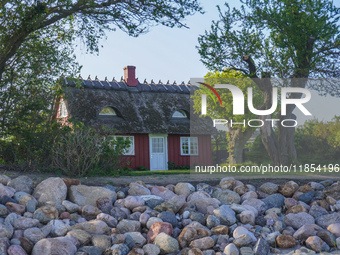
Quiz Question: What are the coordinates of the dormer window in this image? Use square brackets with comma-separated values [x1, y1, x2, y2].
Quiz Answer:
[99, 107, 116, 116]
[172, 110, 188, 118]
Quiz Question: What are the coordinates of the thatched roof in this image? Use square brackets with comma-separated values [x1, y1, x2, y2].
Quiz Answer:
[62, 77, 215, 135]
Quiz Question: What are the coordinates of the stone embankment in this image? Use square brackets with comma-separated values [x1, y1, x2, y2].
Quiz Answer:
[1, 175, 340, 254]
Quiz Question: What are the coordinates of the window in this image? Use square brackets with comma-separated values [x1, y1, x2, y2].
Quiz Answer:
[99, 107, 116, 116]
[172, 110, 188, 118]
[114, 136, 135, 155]
[180, 137, 198, 155]
[151, 137, 164, 153]
[59, 101, 67, 118]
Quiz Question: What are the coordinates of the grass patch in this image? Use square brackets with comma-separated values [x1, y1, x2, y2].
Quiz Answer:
[126, 169, 190, 176]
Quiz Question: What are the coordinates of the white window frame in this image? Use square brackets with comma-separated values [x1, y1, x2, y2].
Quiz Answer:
[114, 136, 135, 155]
[59, 101, 67, 118]
[180, 137, 198, 155]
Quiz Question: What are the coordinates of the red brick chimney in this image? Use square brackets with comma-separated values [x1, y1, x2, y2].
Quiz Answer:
[124, 65, 138, 87]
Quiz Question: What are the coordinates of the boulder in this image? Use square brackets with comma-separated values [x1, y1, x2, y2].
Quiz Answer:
[31, 237, 77, 255]
[147, 222, 173, 243]
[259, 182, 278, 195]
[174, 183, 195, 197]
[72, 219, 109, 235]
[305, 236, 330, 253]
[219, 177, 235, 190]
[213, 205, 236, 226]
[283, 212, 315, 229]
[154, 233, 179, 254]
[129, 183, 151, 196]
[7, 176, 33, 194]
[316, 212, 340, 229]
[323, 182, 340, 200]
[293, 224, 322, 241]
[33, 178, 67, 204]
[68, 185, 117, 207]
[276, 235, 296, 248]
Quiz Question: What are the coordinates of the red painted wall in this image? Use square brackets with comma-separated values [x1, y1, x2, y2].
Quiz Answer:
[167, 134, 212, 168]
[120, 133, 150, 170]
[122, 134, 212, 170]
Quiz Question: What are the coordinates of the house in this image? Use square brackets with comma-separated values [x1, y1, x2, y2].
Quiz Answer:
[54, 66, 215, 170]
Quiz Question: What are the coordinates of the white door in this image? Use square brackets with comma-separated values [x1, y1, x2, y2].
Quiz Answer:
[149, 135, 167, 171]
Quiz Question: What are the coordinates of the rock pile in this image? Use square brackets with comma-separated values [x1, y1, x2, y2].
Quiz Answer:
[1, 175, 340, 254]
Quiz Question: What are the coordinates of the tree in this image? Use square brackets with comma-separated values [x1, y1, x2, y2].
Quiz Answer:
[197, 0, 340, 165]
[294, 116, 340, 164]
[0, 0, 202, 137]
[192, 70, 262, 164]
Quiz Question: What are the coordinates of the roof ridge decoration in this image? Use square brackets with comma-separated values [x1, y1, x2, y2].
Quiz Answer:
[95, 76, 105, 87]
[104, 76, 112, 88]
[87, 75, 95, 87]
[63, 75, 190, 94]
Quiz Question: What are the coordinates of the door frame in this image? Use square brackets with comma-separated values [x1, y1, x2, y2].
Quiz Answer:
[149, 134, 168, 171]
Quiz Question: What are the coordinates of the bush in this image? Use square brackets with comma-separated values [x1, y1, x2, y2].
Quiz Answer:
[0, 121, 69, 170]
[294, 118, 340, 164]
[52, 125, 101, 177]
[52, 123, 130, 177]
[137, 165, 149, 171]
[167, 161, 190, 170]
[245, 117, 340, 165]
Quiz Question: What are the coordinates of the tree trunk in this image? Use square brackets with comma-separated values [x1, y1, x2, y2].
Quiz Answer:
[228, 128, 254, 164]
[258, 78, 307, 165]
[260, 114, 281, 165]
[278, 113, 297, 165]
[252, 77, 282, 165]
[242, 50, 313, 165]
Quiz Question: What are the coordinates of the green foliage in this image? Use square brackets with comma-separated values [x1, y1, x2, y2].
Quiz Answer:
[192, 70, 261, 127]
[246, 117, 340, 165]
[0, 121, 70, 169]
[168, 161, 177, 170]
[294, 117, 340, 164]
[52, 122, 130, 177]
[129, 169, 191, 176]
[137, 166, 149, 171]
[197, 0, 340, 165]
[212, 130, 229, 164]
[245, 135, 272, 165]
[192, 70, 262, 163]
[167, 161, 190, 170]
[1, 1, 202, 136]
[0, 0, 202, 175]
[197, 0, 340, 80]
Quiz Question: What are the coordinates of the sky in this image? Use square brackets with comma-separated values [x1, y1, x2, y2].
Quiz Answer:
[75, 0, 228, 83]
[75, 0, 340, 124]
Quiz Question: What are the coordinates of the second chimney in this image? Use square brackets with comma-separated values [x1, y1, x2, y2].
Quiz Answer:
[124, 66, 138, 87]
